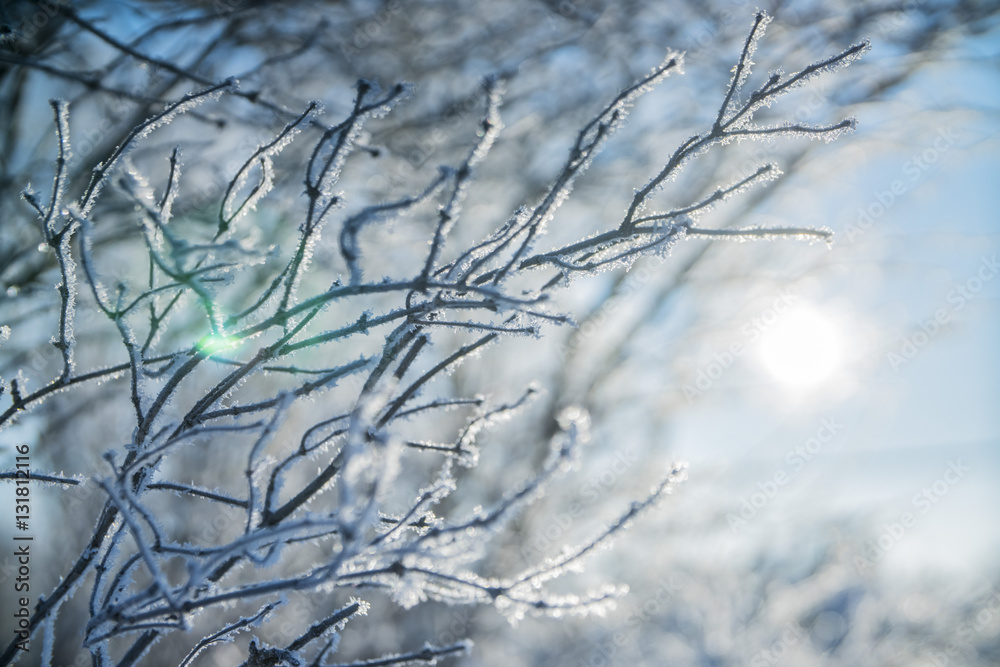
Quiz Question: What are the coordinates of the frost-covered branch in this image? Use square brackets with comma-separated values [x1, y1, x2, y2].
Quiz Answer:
[0, 7, 872, 666]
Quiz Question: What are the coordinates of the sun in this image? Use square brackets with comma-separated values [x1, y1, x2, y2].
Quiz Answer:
[758, 305, 844, 387]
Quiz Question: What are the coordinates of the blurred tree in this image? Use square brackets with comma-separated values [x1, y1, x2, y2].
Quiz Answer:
[0, 1, 997, 666]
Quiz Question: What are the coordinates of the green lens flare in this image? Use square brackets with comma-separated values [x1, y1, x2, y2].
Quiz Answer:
[196, 333, 241, 356]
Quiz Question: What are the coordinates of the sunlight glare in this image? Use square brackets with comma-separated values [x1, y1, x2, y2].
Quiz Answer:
[759, 306, 843, 387]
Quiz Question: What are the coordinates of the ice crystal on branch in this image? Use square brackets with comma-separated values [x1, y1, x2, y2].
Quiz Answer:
[0, 5, 882, 666]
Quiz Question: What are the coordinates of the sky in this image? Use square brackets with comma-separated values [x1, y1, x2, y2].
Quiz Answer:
[668, 23, 1000, 585]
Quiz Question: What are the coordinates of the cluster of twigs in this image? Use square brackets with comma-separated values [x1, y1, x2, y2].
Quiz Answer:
[0, 8, 867, 666]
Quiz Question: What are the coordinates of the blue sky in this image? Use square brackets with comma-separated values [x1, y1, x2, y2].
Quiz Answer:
[668, 24, 1000, 584]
